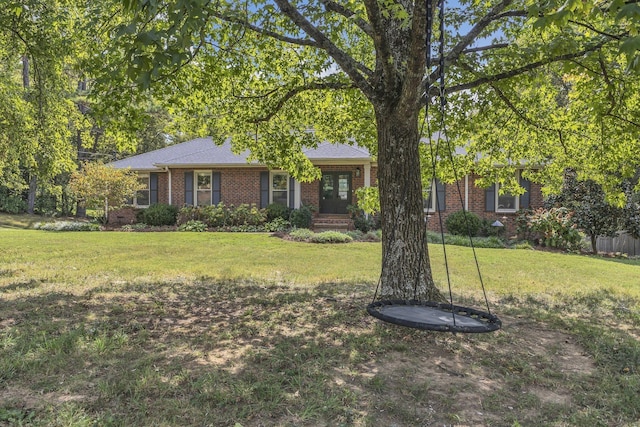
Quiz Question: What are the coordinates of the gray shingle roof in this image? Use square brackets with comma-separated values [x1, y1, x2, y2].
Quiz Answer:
[109, 137, 373, 170]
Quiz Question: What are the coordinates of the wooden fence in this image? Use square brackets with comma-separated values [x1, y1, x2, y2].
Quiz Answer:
[596, 233, 640, 256]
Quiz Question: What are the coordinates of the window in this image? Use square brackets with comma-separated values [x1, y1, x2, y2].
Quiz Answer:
[196, 171, 212, 206]
[270, 172, 288, 206]
[135, 174, 150, 207]
[495, 174, 519, 213]
[423, 180, 436, 212]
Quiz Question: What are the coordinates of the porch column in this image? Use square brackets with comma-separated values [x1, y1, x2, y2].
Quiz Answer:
[364, 163, 371, 187]
[295, 180, 301, 208]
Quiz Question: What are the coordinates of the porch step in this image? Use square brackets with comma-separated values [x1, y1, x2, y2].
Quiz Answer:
[311, 215, 354, 232]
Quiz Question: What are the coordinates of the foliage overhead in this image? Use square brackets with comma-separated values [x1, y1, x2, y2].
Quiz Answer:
[0, 0, 87, 182]
[89, 0, 640, 196]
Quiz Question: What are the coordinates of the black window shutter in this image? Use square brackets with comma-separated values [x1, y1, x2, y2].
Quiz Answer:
[519, 175, 531, 209]
[485, 185, 495, 212]
[289, 177, 295, 209]
[184, 171, 194, 206]
[436, 180, 446, 211]
[212, 172, 221, 205]
[260, 171, 269, 208]
[150, 173, 159, 205]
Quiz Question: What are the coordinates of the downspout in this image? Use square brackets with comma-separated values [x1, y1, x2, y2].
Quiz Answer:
[166, 167, 172, 205]
[464, 174, 469, 211]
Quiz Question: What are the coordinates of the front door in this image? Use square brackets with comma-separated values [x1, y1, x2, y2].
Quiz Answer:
[319, 172, 352, 214]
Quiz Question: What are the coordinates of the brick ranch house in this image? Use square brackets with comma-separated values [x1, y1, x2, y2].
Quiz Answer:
[109, 137, 543, 233]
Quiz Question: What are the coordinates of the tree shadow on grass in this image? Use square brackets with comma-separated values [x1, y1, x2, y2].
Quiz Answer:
[1, 279, 639, 426]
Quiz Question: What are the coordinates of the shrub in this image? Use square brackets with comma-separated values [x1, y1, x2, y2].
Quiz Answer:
[517, 207, 582, 250]
[177, 204, 267, 228]
[140, 204, 179, 226]
[426, 231, 505, 249]
[445, 210, 483, 236]
[0, 191, 27, 214]
[513, 241, 534, 250]
[288, 228, 315, 241]
[348, 205, 379, 232]
[290, 204, 314, 229]
[178, 220, 207, 232]
[264, 217, 290, 232]
[362, 231, 382, 242]
[34, 221, 101, 231]
[265, 203, 290, 221]
[345, 230, 364, 240]
[228, 204, 266, 226]
[309, 231, 353, 243]
[201, 204, 229, 227]
[177, 206, 205, 225]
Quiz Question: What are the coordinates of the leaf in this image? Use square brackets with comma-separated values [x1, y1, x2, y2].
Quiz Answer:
[620, 36, 640, 56]
[615, 4, 640, 22]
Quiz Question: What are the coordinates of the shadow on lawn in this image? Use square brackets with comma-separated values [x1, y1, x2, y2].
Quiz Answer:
[2, 279, 640, 426]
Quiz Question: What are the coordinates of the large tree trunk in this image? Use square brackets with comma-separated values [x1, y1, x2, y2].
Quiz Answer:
[27, 175, 37, 214]
[375, 105, 442, 302]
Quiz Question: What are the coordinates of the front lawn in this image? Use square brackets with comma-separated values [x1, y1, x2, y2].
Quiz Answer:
[1, 226, 639, 426]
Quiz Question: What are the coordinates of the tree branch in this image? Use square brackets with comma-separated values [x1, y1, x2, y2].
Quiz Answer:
[362, 0, 395, 95]
[247, 80, 357, 124]
[606, 113, 640, 129]
[445, 0, 514, 65]
[211, 11, 320, 47]
[569, 20, 625, 40]
[445, 39, 611, 95]
[273, 0, 375, 99]
[319, 0, 373, 37]
[461, 43, 510, 54]
[599, 55, 616, 116]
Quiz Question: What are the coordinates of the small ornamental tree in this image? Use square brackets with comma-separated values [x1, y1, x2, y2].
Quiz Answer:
[69, 162, 142, 223]
[548, 170, 624, 254]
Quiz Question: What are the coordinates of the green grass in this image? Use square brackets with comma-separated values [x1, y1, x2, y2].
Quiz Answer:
[1, 216, 640, 426]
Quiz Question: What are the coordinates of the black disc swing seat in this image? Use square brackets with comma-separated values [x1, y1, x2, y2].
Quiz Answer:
[366, 0, 501, 334]
[367, 300, 502, 334]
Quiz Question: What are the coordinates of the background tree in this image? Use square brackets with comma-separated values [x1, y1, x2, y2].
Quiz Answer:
[0, 1, 88, 213]
[547, 170, 624, 253]
[93, 0, 640, 300]
[69, 162, 142, 224]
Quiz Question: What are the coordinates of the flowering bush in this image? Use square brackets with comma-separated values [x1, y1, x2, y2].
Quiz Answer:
[517, 208, 582, 250]
[34, 221, 101, 231]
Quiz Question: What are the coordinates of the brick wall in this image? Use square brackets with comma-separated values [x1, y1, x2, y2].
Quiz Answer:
[426, 173, 544, 236]
[169, 168, 268, 207]
[157, 172, 169, 204]
[108, 206, 137, 224]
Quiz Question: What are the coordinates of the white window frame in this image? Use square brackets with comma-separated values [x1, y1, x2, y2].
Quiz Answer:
[270, 171, 289, 206]
[134, 173, 150, 207]
[495, 172, 519, 213]
[195, 170, 212, 206]
[423, 179, 437, 213]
